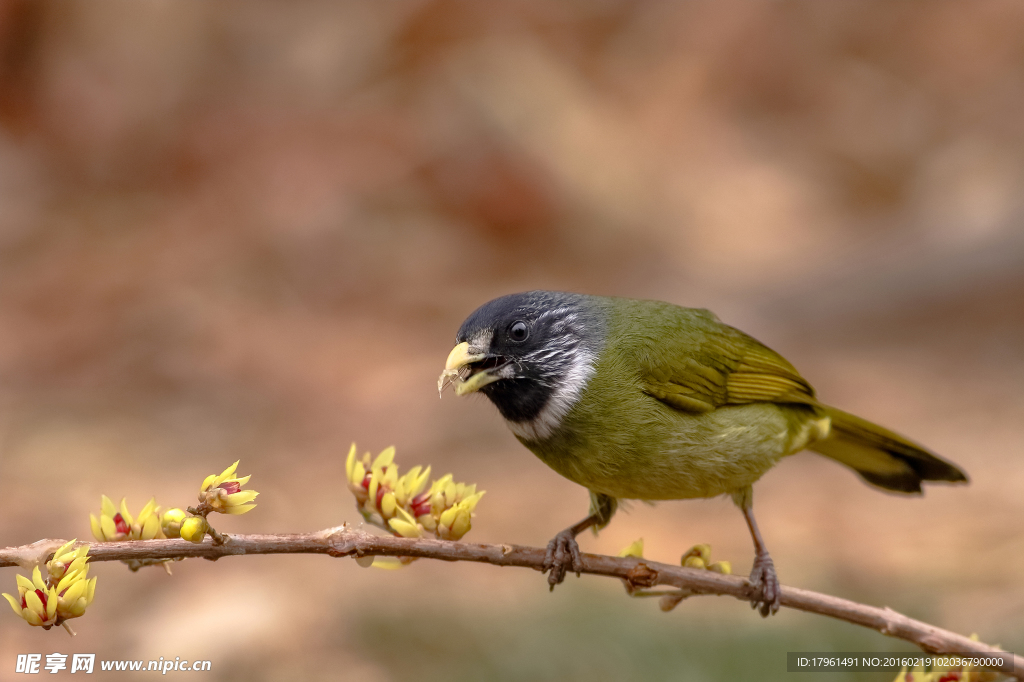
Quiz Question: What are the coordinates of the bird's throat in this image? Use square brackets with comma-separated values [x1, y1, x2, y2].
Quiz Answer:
[483, 345, 598, 442]
[482, 379, 552, 425]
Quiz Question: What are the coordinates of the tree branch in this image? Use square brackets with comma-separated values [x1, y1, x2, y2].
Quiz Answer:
[1, 529, 1018, 679]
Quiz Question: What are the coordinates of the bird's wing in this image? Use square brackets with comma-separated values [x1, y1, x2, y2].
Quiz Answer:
[638, 318, 816, 413]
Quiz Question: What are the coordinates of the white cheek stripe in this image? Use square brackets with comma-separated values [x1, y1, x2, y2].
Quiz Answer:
[506, 348, 596, 442]
[469, 329, 493, 351]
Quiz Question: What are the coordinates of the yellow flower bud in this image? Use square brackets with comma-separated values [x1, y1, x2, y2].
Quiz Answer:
[681, 544, 711, 566]
[90, 495, 131, 542]
[369, 557, 409, 570]
[380, 491, 398, 520]
[680, 544, 731, 574]
[132, 498, 163, 540]
[617, 538, 644, 559]
[436, 497, 480, 541]
[46, 540, 87, 582]
[388, 508, 423, 539]
[2, 569, 61, 629]
[56, 579, 88, 619]
[179, 517, 209, 543]
[161, 508, 187, 538]
[371, 446, 395, 470]
[683, 555, 706, 569]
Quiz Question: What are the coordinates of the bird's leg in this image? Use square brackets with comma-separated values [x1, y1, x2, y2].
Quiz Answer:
[543, 492, 617, 589]
[542, 515, 598, 589]
[733, 487, 781, 617]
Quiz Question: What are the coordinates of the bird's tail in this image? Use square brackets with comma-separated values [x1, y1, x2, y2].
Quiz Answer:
[809, 406, 968, 493]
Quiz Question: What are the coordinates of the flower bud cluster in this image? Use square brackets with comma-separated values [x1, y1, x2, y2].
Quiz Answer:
[172, 460, 259, 544]
[5, 461, 261, 632]
[680, 543, 731, 574]
[198, 460, 258, 515]
[90, 496, 173, 542]
[87, 461, 257, 549]
[2, 540, 97, 631]
[345, 444, 484, 543]
[89, 494, 192, 550]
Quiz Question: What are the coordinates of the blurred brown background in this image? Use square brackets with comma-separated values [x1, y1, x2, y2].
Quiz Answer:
[0, 1, 1022, 680]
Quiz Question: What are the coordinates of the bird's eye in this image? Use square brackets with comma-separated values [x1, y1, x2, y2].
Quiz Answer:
[508, 321, 529, 342]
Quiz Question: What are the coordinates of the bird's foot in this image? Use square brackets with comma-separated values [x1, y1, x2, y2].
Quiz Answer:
[748, 551, 780, 617]
[542, 529, 583, 590]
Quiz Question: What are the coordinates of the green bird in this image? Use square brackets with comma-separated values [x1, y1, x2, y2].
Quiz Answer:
[440, 291, 968, 616]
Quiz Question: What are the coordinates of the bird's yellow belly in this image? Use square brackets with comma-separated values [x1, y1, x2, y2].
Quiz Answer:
[520, 402, 822, 500]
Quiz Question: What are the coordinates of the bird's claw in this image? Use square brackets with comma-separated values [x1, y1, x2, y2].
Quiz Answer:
[747, 552, 780, 617]
[543, 529, 582, 589]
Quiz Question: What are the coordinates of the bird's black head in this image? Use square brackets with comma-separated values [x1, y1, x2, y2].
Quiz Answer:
[445, 291, 605, 432]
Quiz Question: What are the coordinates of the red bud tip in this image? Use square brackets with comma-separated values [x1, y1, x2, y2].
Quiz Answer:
[410, 493, 431, 518]
[23, 589, 47, 611]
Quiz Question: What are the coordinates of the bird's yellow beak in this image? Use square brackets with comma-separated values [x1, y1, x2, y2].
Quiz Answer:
[439, 341, 499, 396]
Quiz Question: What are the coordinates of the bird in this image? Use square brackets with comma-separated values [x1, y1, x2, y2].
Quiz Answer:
[439, 291, 968, 616]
